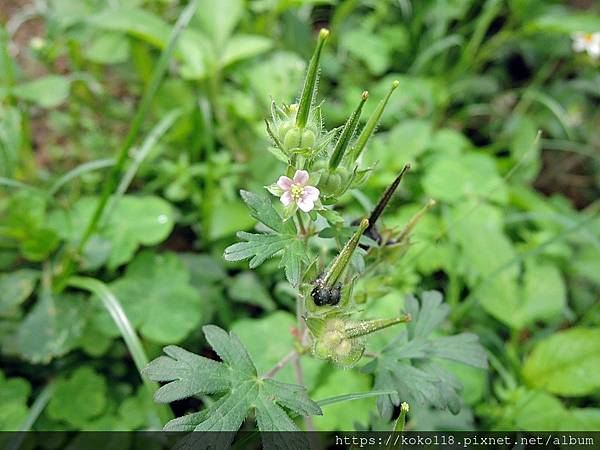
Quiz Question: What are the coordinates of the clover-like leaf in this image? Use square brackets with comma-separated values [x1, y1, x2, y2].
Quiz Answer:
[143, 325, 321, 448]
[49, 195, 174, 269]
[92, 251, 205, 344]
[363, 290, 488, 419]
[0, 370, 31, 431]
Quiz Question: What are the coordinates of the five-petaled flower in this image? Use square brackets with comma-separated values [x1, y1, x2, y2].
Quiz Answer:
[572, 32, 600, 59]
[276, 170, 320, 212]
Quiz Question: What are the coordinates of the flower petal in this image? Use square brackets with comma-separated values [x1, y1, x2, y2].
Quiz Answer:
[280, 191, 294, 206]
[293, 170, 309, 186]
[302, 185, 320, 202]
[297, 197, 315, 212]
[277, 176, 293, 190]
[573, 39, 586, 52]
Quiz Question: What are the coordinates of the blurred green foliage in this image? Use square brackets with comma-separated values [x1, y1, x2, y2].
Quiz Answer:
[0, 0, 599, 434]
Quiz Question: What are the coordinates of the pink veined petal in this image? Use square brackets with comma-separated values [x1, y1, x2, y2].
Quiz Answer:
[280, 191, 293, 206]
[297, 197, 315, 212]
[302, 186, 320, 202]
[293, 170, 309, 186]
[277, 176, 293, 190]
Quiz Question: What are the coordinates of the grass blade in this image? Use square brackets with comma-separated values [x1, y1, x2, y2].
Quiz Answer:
[67, 276, 172, 426]
[316, 389, 396, 408]
[48, 158, 115, 196]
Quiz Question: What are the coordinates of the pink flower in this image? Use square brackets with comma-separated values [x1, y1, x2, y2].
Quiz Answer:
[277, 170, 320, 212]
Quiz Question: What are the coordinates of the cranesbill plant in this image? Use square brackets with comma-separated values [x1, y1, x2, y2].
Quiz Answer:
[143, 29, 488, 443]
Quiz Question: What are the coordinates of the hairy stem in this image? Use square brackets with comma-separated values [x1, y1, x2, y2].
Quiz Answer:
[263, 350, 297, 379]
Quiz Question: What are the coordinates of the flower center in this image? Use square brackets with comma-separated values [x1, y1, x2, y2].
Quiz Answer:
[290, 184, 304, 200]
[583, 33, 594, 43]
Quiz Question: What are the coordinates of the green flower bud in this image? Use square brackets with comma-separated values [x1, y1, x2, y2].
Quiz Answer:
[278, 120, 294, 143]
[282, 127, 316, 152]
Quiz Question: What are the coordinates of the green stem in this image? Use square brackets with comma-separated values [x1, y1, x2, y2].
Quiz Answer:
[4, 383, 55, 450]
[55, 0, 200, 287]
[67, 276, 172, 426]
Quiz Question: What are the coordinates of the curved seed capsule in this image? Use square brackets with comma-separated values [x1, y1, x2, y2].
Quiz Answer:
[296, 28, 329, 129]
[329, 91, 369, 170]
[350, 80, 400, 162]
[366, 164, 411, 235]
[322, 218, 369, 287]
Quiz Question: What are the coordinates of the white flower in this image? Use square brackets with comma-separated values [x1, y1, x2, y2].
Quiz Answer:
[572, 32, 600, 59]
[276, 170, 320, 212]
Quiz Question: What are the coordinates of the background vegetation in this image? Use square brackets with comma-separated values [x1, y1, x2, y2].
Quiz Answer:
[1, 0, 599, 434]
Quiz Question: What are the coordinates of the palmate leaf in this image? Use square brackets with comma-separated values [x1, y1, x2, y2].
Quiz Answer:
[143, 325, 321, 449]
[363, 291, 488, 419]
[224, 191, 307, 286]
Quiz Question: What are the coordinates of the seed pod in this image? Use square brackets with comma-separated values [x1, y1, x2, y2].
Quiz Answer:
[328, 91, 368, 170]
[296, 29, 329, 129]
[308, 314, 411, 367]
[349, 80, 400, 163]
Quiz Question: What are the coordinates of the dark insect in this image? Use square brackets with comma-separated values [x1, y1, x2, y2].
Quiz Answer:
[311, 277, 342, 306]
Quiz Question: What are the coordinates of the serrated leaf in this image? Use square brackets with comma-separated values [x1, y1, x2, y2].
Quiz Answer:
[365, 291, 487, 419]
[144, 325, 321, 445]
[239, 190, 295, 234]
[142, 345, 229, 403]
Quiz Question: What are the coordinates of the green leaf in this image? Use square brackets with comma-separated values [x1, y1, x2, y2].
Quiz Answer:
[422, 153, 507, 204]
[88, 7, 210, 80]
[339, 26, 391, 75]
[84, 32, 130, 65]
[530, 13, 600, 33]
[312, 369, 375, 431]
[16, 291, 88, 363]
[12, 75, 70, 108]
[0, 370, 30, 431]
[227, 272, 276, 311]
[0, 191, 59, 261]
[49, 195, 174, 269]
[0, 269, 38, 315]
[195, 0, 243, 49]
[231, 311, 324, 388]
[47, 367, 107, 428]
[143, 325, 321, 442]
[364, 291, 487, 419]
[522, 327, 600, 397]
[239, 190, 295, 234]
[222, 34, 273, 67]
[92, 251, 204, 344]
[142, 345, 229, 403]
[224, 230, 307, 287]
